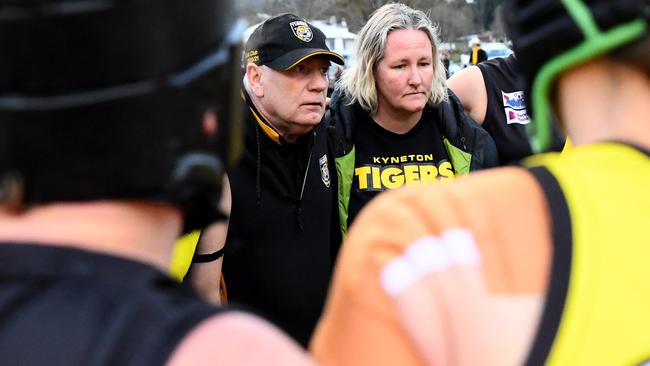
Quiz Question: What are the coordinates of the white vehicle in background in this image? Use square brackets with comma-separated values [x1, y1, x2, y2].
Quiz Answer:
[481, 42, 514, 60]
[458, 41, 513, 71]
[448, 61, 461, 77]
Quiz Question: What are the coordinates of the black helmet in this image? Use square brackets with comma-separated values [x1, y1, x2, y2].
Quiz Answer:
[0, 0, 245, 231]
[504, 0, 650, 152]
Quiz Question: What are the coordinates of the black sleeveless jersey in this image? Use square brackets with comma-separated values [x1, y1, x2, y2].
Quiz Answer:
[478, 55, 564, 164]
[0, 243, 226, 366]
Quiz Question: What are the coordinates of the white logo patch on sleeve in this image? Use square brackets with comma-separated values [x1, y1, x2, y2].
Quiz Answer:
[502, 90, 530, 125]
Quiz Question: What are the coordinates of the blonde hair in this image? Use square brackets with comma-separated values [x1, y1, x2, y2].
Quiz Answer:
[340, 3, 447, 114]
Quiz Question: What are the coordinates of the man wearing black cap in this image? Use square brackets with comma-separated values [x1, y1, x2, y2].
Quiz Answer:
[222, 13, 345, 346]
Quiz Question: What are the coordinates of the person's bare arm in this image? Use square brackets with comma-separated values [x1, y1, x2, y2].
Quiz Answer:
[167, 312, 314, 366]
[311, 169, 550, 366]
[447, 65, 488, 124]
[186, 175, 231, 305]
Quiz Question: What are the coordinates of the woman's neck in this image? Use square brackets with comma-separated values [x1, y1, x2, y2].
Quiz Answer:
[373, 107, 423, 134]
[0, 201, 182, 272]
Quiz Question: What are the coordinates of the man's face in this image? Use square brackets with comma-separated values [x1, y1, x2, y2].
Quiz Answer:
[375, 29, 433, 116]
[259, 56, 330, 141]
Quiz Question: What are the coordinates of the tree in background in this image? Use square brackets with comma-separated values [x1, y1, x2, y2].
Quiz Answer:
[236, 0, 505, 45]
[429, 0, 476, 42]
[476, 0, 504, 32]
[490, 4, 507, 40]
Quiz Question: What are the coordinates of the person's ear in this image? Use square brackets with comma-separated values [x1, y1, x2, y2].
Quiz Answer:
[246, 64, 265, 98]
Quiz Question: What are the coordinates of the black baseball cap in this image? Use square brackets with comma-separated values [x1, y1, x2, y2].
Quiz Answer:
[244, 13, 345, 70]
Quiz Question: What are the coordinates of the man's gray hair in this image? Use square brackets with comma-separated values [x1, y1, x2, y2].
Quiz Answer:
[340, 3, 447, 114]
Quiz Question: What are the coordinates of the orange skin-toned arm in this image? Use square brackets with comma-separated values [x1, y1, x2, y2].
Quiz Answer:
[311, 168, 552, 366]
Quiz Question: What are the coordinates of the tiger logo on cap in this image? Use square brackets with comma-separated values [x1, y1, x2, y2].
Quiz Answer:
[289, 20, 313, 42]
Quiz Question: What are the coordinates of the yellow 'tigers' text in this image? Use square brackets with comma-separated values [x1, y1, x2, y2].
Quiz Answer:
[355, 158, 454, 191]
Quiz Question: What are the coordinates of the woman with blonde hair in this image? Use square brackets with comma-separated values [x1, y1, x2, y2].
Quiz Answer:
[327, 2, 498, 234]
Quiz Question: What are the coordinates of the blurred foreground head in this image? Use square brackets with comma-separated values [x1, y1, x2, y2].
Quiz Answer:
[0, 0, 245, 231]
[504, 0, 650, 152]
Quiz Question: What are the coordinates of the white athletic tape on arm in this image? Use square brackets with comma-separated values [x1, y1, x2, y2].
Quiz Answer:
[404, 236, 450, 276]
[380, 256, 419, 297]
[380, 229, 480, 298]
[443, 229, 481, 266]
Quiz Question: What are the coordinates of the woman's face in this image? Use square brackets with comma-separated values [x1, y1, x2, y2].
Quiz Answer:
[374, 29, 434, 117]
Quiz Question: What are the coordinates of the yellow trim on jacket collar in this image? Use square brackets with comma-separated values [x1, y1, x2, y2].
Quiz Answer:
[241, 89, 282, 144]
